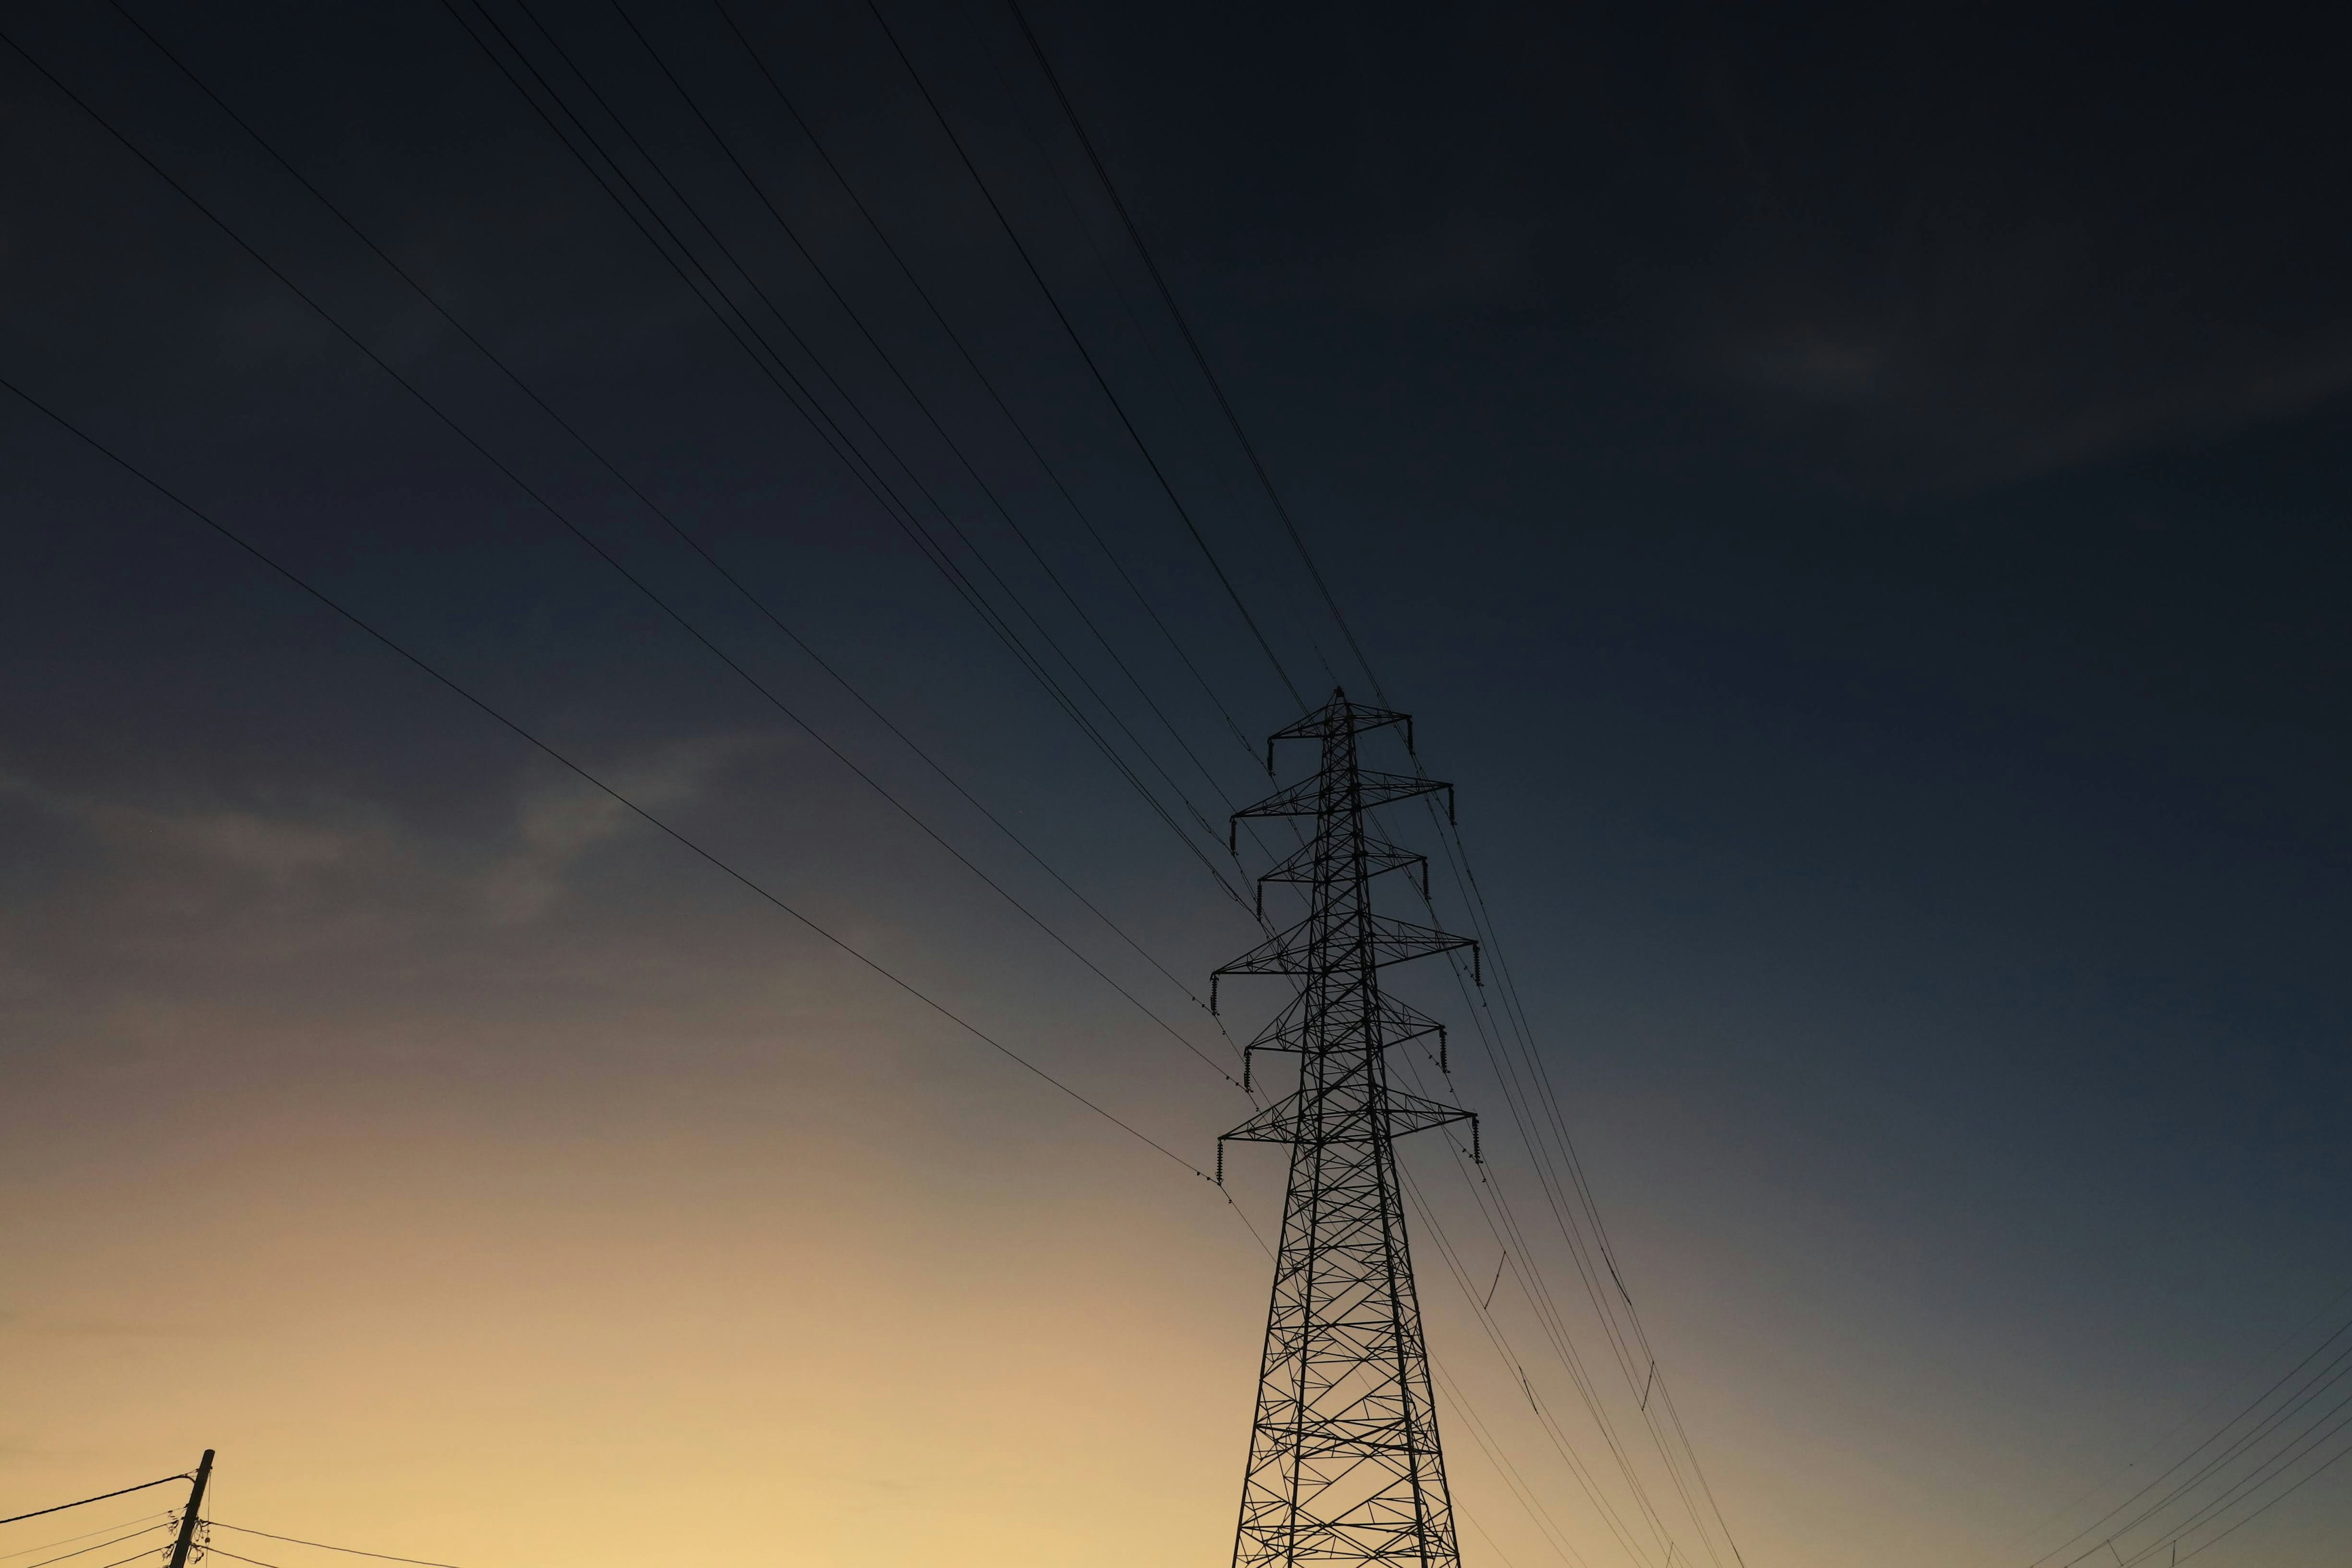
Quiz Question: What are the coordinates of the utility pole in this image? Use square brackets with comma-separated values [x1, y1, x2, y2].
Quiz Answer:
[1215, 692, 1477, 1568]
[165, 1451, 212, 1568]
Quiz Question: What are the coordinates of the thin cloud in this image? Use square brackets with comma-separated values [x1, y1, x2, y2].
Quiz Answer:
[1657, 198, 2352, 492]
[0, 731, 771, 943]
[477, 734, 769, 925]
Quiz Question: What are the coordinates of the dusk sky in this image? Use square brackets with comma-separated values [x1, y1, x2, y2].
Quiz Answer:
[6, 3, 2350, 1567]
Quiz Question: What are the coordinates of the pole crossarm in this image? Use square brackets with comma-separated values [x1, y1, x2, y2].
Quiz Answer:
[1215, 688, 1472, 1568]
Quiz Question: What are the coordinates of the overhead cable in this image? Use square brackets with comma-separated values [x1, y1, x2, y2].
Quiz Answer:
[858, 0, 1306, 710]
[2035, 1305, 2352, 1568]
[434, 0, 1257, 908]
[607, 0, 1250, 819]
[100, 0, 1228, 1027]
[1000, 0, 1385, 706]
[32, 9, 1240, 1088]
[980, 12, 1752, 1552]
[15, 1524, 176, 1568]
[710, 0, 1262, 761]
[203, 1524, 464, 1568]
[0, 1481, 189, 1531]
[0, 1519, 171, 1562]
[0, 369, 1215, 1187]
[505, 0, 1238, 843]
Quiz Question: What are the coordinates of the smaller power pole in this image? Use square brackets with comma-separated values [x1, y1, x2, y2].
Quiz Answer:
[165, 1451, 213, 1568]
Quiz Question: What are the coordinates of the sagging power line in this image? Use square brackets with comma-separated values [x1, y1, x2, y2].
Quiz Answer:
[2, 5, 1777, 1561]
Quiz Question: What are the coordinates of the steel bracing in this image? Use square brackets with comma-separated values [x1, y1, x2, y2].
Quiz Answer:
[1217, 691, 1478, 1568]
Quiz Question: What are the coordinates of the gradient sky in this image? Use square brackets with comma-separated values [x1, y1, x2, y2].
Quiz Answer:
[6, 2, 2351, 1567]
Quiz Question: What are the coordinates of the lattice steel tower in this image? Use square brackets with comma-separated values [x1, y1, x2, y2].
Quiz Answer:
[1213, 690, 1479, 1568]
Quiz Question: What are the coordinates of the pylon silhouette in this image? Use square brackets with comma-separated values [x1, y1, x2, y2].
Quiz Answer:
[1215, 690, 1478, 1567]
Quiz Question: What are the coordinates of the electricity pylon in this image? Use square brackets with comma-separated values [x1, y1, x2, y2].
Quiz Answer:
[1215, 690, 1479, 1568]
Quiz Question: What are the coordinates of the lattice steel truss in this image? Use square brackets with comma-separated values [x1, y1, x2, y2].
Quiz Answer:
[1215, 691, 1478, 1568]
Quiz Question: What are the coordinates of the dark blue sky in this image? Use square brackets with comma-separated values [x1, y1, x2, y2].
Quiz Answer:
[4, 3, 2348, 1566]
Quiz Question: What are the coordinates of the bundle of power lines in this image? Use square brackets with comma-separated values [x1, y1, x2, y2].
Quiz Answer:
[2000, 1289, 2352, 1568]
[0, 1457, 473, 1568]
[13, 3, 2130, 1567]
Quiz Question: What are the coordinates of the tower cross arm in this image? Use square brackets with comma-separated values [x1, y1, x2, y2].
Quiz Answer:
[1214, 915, 1321, 978]
[1380, 1087, 1476, 1140]
[1243, 990, 1446, 1055]
[1229, 771, 1453, 847]
[1258, 833, 1428, 889]
[1267, 691, 1413, 746]
[1218, 1087, 1471, 1147]
[1214, 914, 1479, 985]
[1222, 1091, 1310, 1144]
[1362, 914, 1479, 978]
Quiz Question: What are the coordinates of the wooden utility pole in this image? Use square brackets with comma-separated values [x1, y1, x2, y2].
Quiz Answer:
[165, 1451, 212, 1568]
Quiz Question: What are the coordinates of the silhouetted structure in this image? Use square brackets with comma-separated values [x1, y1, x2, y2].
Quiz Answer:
[167, 1451, 211, 1568]
[1216, 692, 1479, 1567]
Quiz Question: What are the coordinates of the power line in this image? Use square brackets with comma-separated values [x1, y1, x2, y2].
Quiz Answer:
[1980, 1277, 2352, 1568]
[434, 0, 1259, 910]
[1408, 783, 1752, 1568]
[203, 1525, 464, 1568]
[1432, 1357, 1600, 1568]
[32, 7, 1242, 1091]
[709, 0, 1264, 763]
[594, 0, 1327, 924]
[605, 0, 1251, 824]
[1405, 1167, 1667, 1568]
[472, 0, 1246, 878]
[77, 1551, 172, 1568]
[2163, 1436, 2352, 1565]
[499, 0, 1245, 861]
[1249, 758, 1731, 1568]
[0, 368, 1215, 1186]
[704, 0, 1313, 896]
[1, 1520, 172, 1562]
[10, 9, 1295, 1218]
[28, 6, 1721, 1551]
[459, 0, 1294, 918]
[990, 15, 1754, 1536]
[15, 1525, 176, 1568]
[856, 0, 1306, 710]
[998, 0, 1384, 706]
[2120, 1396, 2352, 1567]
[928, 0, 1340, 698]
[447, 0, 1313, 934]
[2037, 1304, 2352, 1568]
[1, 1482, 190, 1530]
[203, 1550, 299, 1568]
[2100, 1357, 2352, 1567]
[1367, 808, 1722, 1568]
[1390, 1035, 1710, 1568]
[40, 0, 1291, 1245]
[100, 0, 1225, 1023]
[978, 13, 1753, 1554]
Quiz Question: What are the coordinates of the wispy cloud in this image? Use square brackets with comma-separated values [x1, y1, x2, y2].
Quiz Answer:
[477, 736, 767, 924]
[1643, 47, 2352, 492]
[0, 732, 769, 945]
[1667, 203, 2352, 491]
